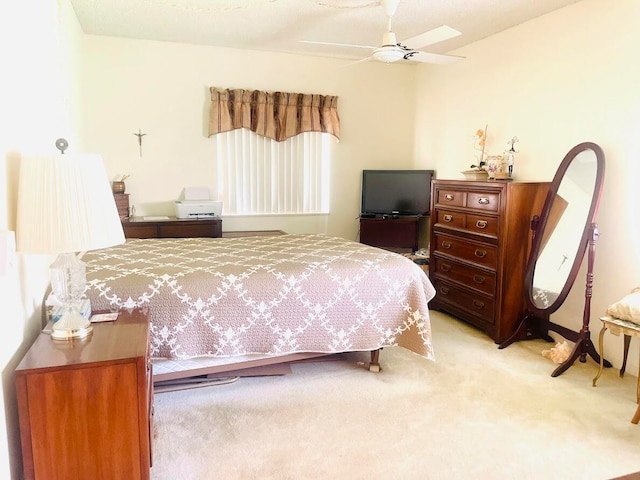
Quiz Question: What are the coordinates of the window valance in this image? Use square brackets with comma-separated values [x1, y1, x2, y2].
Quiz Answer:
[208, 87, 340, 142]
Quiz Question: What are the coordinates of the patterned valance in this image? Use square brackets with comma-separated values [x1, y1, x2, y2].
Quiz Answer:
[208, 87, 340, 142]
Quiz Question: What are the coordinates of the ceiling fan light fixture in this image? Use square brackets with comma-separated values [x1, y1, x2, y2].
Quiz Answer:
[372, 46, 404, 63]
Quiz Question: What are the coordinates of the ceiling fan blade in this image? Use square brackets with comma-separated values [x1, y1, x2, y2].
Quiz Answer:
[300, 40, 376, 50]
[409, 50, 465, 65]
[402, 25, 461, 49]
[340, 56, 374, 68]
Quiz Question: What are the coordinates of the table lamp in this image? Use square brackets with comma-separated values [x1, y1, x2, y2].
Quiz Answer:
[16, 142, 125, 340]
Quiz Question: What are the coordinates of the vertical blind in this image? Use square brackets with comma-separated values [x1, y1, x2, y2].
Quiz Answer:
[214, 129, 332, 215]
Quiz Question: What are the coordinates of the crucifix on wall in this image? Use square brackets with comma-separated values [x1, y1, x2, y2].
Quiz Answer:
[134, 129, 147, 157]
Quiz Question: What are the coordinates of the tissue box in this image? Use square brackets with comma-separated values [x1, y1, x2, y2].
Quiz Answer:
[49, 298, 92, 323]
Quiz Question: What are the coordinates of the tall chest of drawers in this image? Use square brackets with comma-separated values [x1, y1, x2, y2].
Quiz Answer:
[429, 180, 549, 343]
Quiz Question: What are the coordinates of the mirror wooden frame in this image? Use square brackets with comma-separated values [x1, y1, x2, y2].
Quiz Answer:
[499, 142, 610, 377]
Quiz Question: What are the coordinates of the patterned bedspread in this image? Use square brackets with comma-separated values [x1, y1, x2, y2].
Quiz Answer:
[83, 234, 435, 361]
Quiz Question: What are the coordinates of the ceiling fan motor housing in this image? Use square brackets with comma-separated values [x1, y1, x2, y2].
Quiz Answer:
[373, 30, 405, 63]
[381, 31, 397, 46]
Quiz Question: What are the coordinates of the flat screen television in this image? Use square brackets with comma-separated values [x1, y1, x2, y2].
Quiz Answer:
[361, 169, 434, 217]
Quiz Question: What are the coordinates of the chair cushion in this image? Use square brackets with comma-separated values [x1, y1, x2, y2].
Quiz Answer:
[606, 288, 640, 325]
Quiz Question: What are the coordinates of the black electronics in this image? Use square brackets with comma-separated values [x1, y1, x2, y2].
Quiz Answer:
[361, 169, 434, 217]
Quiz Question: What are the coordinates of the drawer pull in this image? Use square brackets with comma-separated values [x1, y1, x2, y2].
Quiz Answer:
[478, 197, 490, 205]
[440, 286, 450, 296]
[474, 249, 487, 258]
[441, 241, 452, 249]
[473, 274, 486, 284]
[475, 220, 488, 229]
[472, 300, 485, 309]
[443, 214, 453, 222]
[440, 264, 451, 272]
[444, 194, 454, 201]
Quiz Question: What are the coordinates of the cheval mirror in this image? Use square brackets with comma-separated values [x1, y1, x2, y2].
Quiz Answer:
[499, 142, 610, 377]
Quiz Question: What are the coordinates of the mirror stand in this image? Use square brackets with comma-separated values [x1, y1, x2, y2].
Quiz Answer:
[500, 223, 612, 376]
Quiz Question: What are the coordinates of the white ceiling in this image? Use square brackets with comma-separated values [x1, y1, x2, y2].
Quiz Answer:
[70, 0, 582, 63]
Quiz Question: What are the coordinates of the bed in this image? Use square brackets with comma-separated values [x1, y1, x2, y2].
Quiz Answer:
[82, 233, 436, 383]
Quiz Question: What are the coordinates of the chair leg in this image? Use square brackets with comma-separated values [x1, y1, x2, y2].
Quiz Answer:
[633, 350, 640, 424]
[621, 334, 631, 377]
[632, 404, 640, 425]
[592, 324, 607, 387]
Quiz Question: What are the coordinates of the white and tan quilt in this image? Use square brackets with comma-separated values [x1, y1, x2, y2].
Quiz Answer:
[83, 234, 435, 362]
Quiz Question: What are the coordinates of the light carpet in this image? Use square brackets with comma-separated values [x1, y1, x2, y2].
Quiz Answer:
[151, 311, 640, 480]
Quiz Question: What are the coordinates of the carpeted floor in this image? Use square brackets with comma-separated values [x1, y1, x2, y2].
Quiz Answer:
[150, 311, 640, 480]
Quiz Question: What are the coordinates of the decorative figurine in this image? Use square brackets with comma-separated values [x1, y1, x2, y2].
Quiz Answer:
[506, 136, 519, 178]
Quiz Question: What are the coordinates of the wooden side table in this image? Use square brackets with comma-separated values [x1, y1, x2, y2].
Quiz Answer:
[15, 308, 153, 479]
[592, 315, 640, 424]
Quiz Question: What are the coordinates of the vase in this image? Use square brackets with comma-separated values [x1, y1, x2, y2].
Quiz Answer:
[112, 181, 126, 194]
[485, 155, 506, 179]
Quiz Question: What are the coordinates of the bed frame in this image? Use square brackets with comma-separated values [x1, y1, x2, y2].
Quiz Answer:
[153, 349, 382, 389]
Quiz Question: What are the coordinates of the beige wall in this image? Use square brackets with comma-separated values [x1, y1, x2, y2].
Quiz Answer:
[414, 0, 640, 371]
[81, 36, 420, 240]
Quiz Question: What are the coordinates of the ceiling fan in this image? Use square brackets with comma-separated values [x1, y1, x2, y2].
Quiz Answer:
[303, 0, 464, 65]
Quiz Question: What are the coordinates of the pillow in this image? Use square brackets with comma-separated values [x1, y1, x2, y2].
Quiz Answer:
[606, 287, 640, 324]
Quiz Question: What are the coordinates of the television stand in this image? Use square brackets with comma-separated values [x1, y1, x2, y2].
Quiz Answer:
[359, 215, 421, 252]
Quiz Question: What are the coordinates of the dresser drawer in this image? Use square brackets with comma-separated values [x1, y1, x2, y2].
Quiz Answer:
[124, 224, 158, 239]
[465, 213, 499, 237]
[431, 257, 496, 296]
[158, 223, 220, 238]
[433, 233, 497, 269]
[434, 280, 495, 325]
[435, 209, 465, 229]
[436, 189, 466, 207]
[466, 191, 500, 212]
[436, 209, 498, 237]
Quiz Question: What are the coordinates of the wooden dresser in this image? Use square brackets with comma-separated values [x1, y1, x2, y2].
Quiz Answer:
[429, 180, 549, 343]
[15, 309, 152, 480]
[113, 193, 130, 219]
[122, 216, 222, 239]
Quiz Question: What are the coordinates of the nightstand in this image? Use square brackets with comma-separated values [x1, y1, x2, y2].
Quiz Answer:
[15, 308, 153, 480]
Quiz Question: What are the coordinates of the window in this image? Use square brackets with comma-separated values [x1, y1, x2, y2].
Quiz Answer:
[213, 129, 332, 215]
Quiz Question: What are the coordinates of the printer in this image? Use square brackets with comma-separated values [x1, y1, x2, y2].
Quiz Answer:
[175, 186, 222, 219]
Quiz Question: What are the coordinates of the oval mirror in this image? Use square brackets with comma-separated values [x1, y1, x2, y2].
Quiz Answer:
[528, 143, 604, 313]
[499, 142, 606, 377]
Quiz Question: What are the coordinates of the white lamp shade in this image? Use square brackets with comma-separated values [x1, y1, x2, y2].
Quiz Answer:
[16, 154, 125, 254]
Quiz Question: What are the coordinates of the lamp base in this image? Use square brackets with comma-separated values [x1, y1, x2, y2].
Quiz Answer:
[51, 324, 93, 340]
[51, 309, 93, 340]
